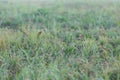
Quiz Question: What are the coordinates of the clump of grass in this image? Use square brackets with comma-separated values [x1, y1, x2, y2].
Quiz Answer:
[0, 16, 22, 29]
[6, 56, 21, 80]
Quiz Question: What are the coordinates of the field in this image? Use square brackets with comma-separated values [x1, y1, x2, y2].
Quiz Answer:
[0, 0, 120, 80]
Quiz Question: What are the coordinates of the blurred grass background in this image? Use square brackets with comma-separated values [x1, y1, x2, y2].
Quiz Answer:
[0, 0, 120, 80]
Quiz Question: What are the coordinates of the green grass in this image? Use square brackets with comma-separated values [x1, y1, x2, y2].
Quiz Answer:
[0, 0, 120, 80]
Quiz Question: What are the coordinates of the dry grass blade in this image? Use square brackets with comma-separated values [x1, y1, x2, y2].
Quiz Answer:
[37, 31, 42, 39]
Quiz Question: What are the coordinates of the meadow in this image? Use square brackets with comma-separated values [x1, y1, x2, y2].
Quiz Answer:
[0, 0, 120, 80]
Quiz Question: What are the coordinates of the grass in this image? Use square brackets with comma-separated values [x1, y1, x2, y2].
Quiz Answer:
[0, 0, 120, 80]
